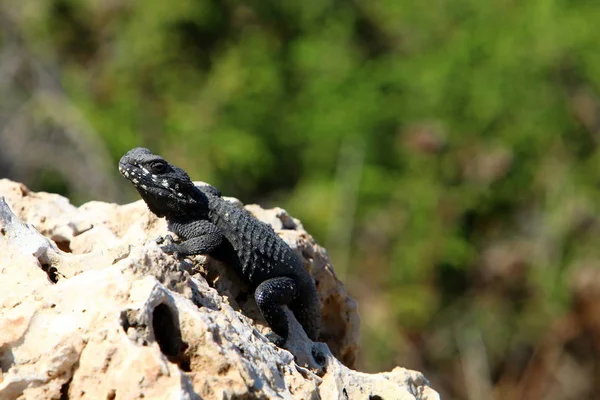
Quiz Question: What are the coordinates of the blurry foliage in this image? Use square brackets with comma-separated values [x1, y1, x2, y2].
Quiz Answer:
[6, 0, 600, 397]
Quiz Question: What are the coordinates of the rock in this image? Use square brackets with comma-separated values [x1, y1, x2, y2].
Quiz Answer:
[0, 179, 439, 400]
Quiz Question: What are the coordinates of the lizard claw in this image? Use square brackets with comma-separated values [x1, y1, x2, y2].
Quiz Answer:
[155, 234, 174, 245]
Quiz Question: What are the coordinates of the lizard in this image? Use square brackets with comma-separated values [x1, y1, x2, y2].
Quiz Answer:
[119, 147, 321, 346]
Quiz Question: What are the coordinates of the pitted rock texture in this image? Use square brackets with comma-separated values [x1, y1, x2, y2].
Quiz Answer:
[0, 179, 439, 400]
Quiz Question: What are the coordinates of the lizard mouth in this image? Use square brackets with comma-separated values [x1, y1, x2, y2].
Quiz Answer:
[118, 162, 153, 191]
[118, 161, 137, 180]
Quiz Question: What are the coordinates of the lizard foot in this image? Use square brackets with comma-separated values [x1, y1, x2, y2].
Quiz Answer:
[311, 346, 326, 367]
[265, 332, 286, 348]
[158, 235, 182, 258]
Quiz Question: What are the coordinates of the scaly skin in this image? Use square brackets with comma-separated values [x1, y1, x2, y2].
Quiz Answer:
[119, 147, 321, 345]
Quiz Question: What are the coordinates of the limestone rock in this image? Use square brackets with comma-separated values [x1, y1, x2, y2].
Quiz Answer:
[0, 179, 439, 400]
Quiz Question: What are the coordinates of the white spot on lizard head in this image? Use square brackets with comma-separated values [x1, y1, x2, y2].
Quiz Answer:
[161, 180, 169, 188]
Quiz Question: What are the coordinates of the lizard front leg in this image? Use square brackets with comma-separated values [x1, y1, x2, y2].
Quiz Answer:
[162, 219, 225, 257]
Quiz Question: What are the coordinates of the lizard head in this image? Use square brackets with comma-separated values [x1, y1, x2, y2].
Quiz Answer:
[119, 147, 207, 217]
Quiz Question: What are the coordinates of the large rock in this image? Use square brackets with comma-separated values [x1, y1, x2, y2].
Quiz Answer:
[0, 179, 439, 400]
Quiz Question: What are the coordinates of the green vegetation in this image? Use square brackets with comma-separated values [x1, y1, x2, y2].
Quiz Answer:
[5, 0, 600, 397]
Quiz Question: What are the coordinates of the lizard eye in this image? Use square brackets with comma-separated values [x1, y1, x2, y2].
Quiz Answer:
[150, 161, 168, 173]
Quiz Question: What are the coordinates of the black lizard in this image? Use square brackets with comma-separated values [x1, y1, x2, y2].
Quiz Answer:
[119, 147, 321, 346]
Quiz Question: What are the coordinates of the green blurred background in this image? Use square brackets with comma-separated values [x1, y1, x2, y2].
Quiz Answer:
[3, 0, 600, 398]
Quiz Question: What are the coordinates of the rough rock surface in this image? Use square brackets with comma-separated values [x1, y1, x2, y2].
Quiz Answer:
[0, 179, 440, 400]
